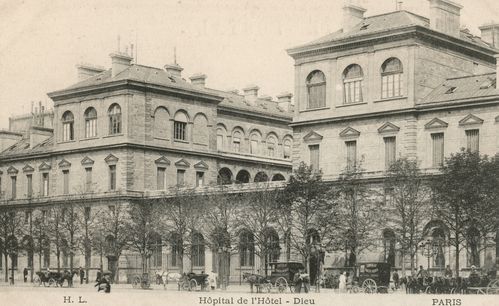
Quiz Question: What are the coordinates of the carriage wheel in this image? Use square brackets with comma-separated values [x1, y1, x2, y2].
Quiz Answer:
[425, 286, 432, 294]
[33, 277, 41, 287]
[181, 281, 190, 291]
[275, 277, 289, 293]
[189, 279, 198, 291]
[362, 279, 377, 294]
[352, 286, 360, 293]
[48, 278, 56, 287]
[487, 279, 499, 294]
[263, 282, 272, 293]
[132, 276, 140, 289]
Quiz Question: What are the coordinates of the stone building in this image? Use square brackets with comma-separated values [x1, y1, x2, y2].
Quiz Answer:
[0, 52, 293, 283]
[287, 0, 499, 274]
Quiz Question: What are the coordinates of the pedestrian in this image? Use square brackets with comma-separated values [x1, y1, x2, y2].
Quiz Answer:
[95, 273, 111, 293]
[302, 272, 310, 293]
[23, 267, 28, 283]
[338, 271, 347, 293]
[79, 267, 85, 285]
[444, 265, 453, 278]
[96, 270, 102, 283]
[293, 271, 302, 293]
[392, 269, 399, 290]
[208, 270, 217, 291]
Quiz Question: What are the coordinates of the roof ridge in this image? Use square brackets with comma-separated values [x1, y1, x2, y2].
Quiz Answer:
[446, 72, 496, 80]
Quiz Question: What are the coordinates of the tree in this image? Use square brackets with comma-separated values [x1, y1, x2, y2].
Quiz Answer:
[432, 149, 499, 276]
[384, 158, 432, 275]
[76, 204, 98, 284]
[61, 203, 80, 277]
[276, 162, 337, 274]
[31, 210, 48, 275]
[236, 182, 281, 275]
[334, 163, 382, 267]
[46, 206, 65, 272]
[125, 200, 163, 274]
[0, 207, 24, 284]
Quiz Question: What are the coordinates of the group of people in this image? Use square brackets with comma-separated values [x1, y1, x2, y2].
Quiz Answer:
[293, 270, 310, 293]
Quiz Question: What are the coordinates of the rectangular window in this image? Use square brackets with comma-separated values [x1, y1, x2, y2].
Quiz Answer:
[109, 114, 121, 135]
[177, 169, 185, 186]
[85, 168, 92, 192]
[196, 171, 204, 187]
[174, 121, 187, 141]
[63, 122, 74, 141]
[384, 137, 396, 170]
[250, 139, 259, 155]
[63, 170, 69, 194]
[42, 173, 49, 196]
[84, 207, 91, 221]
[344, 80, 363, 104]
[25, 211, 30, 223]
[308, 84, 326, 109]
[26, 174, 33, 198]
[11, 176, 17, 199]
[42, 210, 47, 223]
[466, 129, 479, 153]
[109, 165, 116, 191]
[217, 135, 224, 150]
[157, 167, 166, 190]
[346, 141, 357, 171]
[309, 144, 320, 170]
[431, 133, 444, 167]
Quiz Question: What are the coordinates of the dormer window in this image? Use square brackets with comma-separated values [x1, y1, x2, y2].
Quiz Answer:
[343, 64, 364, 104]
[381, 58, 403, 98]
[62, 111, 74, 141]
[445, 86, 457, 94]
[306, 70, 326, 109]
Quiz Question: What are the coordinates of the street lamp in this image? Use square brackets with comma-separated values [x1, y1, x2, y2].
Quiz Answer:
[418, 239, 438, 271]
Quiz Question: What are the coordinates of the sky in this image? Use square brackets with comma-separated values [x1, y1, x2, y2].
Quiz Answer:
[0, 0, 498, 129]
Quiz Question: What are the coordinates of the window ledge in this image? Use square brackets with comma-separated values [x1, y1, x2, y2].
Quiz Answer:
[193, 142, 208, 146]
[336, 102, 367, 108]
[373, 96, 407, 103]
[103, 133, 124, 139]
[154, 136, 170, 141]
[174, 139, 189, 144]
[58, 140, 76, 144]
[80, 137, 99, 142]
[299, 106, 330, 113]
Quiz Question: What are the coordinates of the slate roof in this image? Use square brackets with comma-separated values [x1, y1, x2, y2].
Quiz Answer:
[292, 10, 492, 51]
[1, 136, 54, 156]
[421, 73, 499, 104]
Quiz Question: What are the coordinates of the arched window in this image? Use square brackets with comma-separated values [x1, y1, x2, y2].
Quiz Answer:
[466, 227, 480, 267]
[306, 70, 326, 109]
[263, 228, 280, 264]
[283, 138, 292, 159]
[193, 114, 208, 145]
[108, 104, 122, 135]
[235, 170, 250, 184]
[343, 64, 364, 104]
[232, 130, 243, 152]
[174, 111, 188, 141]
[382, 229, 396, 268]
[22, 235, 34, 269]
[381, 58, 403, 98]
[217, 168, 233, 185]
[271, 173, 285, 181]
[432, 227, 446, 268]
[153, 107, 170, 139]
[254, 172, 269, 182]
[250, 132, 261, 155]
[84, 107, 97, 138]
[266, 135, 277, 157]
[170, 233, 182, 267]
[216, 126, 226, 151]
[191, 232, 205, 267]
[62, 111, 74, 141]
[239, 230, 255, 267]
[151, 233, 162, 268]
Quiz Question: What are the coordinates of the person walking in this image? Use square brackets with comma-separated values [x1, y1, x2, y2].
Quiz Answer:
[23, 267, 28, 283]
[79, 267, 85, 285]
[392, 269, 400, 290]
[338, 272, 347, 293]
[293, 271, 302, 293]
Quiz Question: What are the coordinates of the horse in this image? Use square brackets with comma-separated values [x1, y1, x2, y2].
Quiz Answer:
[242, 272, 269, 293]
[58, 270, 78, 287]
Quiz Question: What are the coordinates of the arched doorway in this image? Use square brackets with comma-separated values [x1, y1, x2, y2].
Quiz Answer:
[423, 220, 448, 269]
[217, 168, 233, 185]
[235, 170, 250, 184]
[466, 227, 480, 267]
[263, 228, 280, 276]
[306, 229, 320, 285]
[382, 229, 396, 268]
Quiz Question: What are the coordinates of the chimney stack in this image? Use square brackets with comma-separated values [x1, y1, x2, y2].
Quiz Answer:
[242, 85, 259, 104]
[189, 73, 207, 87]
[76, 64, 106, 82]
[110, 52, 133, 77]
[428, 0, 463, 38]
[165, 63, 183, 78]
[479, 23, 499, 49]
[342, 3, 367, 32]
[276, 92, 293, 111]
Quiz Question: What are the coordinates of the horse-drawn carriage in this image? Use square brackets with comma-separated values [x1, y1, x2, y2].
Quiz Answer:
[350, 262, 391, 294]
[178, 272, 210, 291]
[131, 273, 151, 289]
[243, 261, 305, 293]
[34, 270, 77, 287]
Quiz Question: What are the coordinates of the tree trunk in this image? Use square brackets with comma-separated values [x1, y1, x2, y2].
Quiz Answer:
[455, 242, 460, 277]
[4, 254, 8, 282]
[85, 251, 90, 284]
[10, 255, 15, 285]
[401, 250, 406, 276]
[56, 251, 61, 273]
[115, 255, 120, 284]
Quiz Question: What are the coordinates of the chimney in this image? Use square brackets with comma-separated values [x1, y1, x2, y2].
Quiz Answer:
[242, 85, 259, 104]
[276, 92, 293, 111]
[428, 0, 463, 37]
[164, 63, 183, 78]
[189, 73, 207, 87]
[342, 3, 367, 32]
[110, 52, 133, 77]
[479, 23, 499, 49]
[76, 64, 106, 82]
